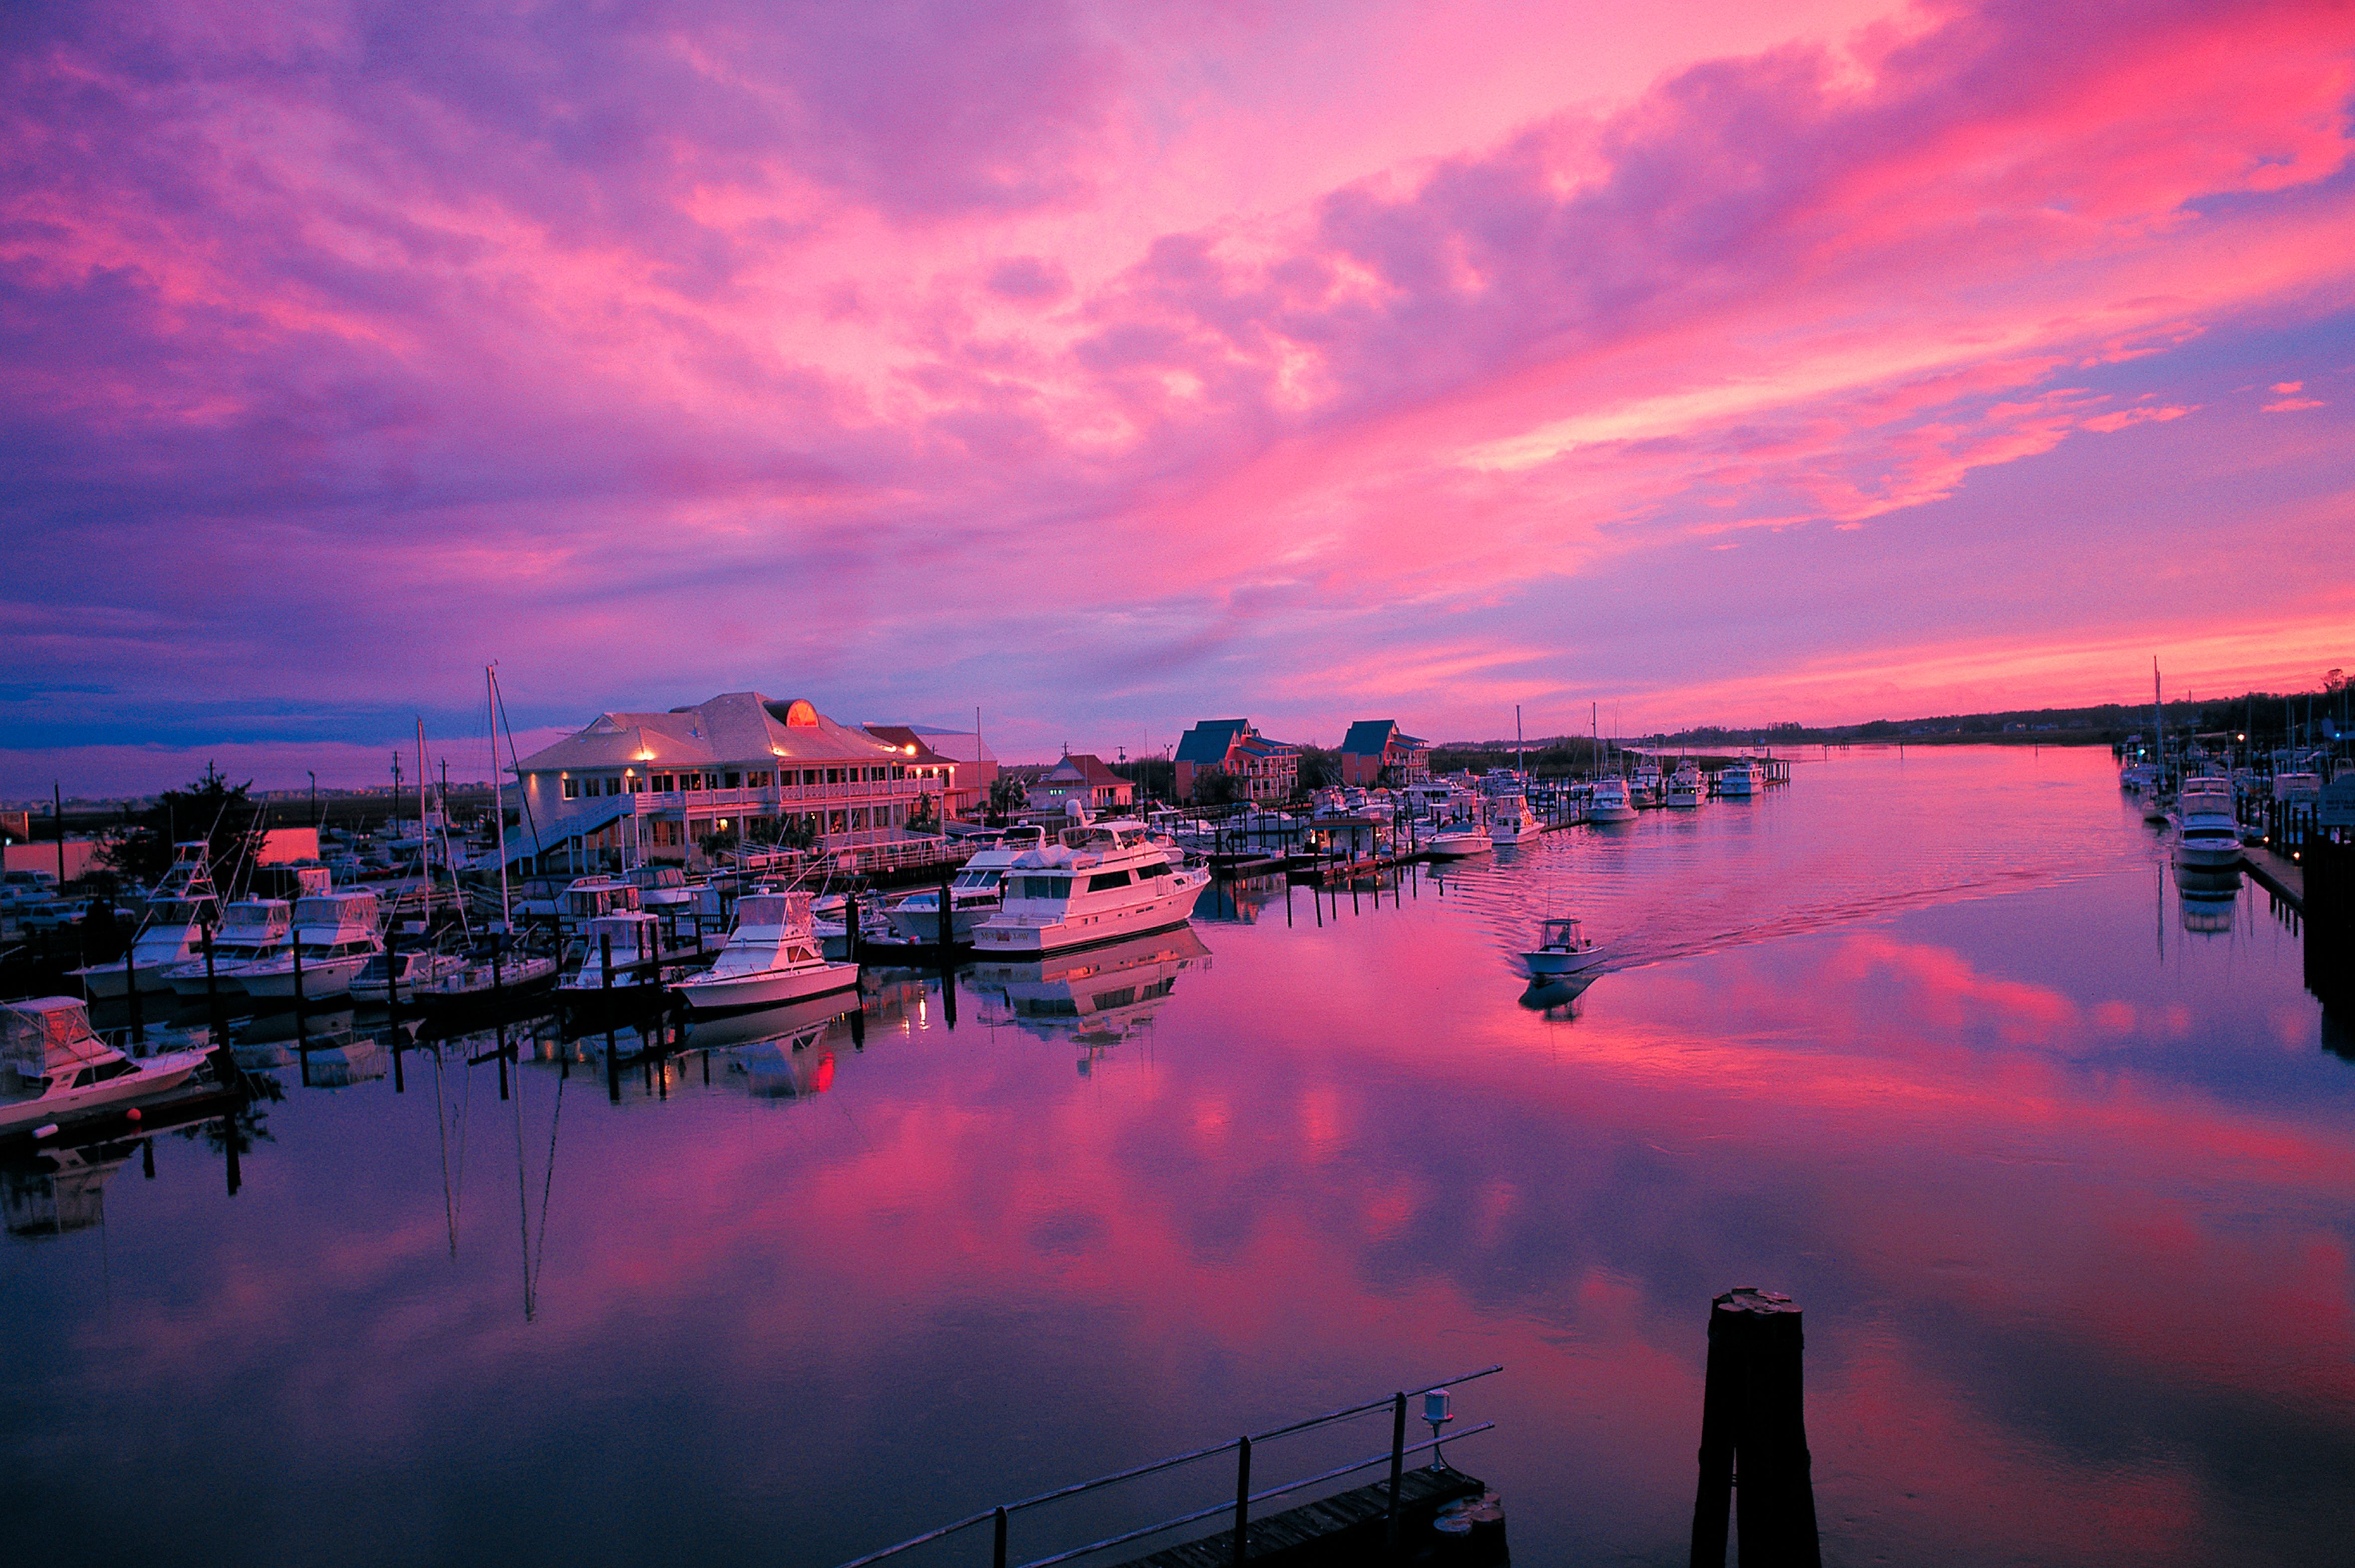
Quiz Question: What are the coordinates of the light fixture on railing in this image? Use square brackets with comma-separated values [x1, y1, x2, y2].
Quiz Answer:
[1424, 1388, 1454, 1470]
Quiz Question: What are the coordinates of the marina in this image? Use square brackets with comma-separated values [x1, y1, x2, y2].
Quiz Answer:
[5, 745, 2349, 1567]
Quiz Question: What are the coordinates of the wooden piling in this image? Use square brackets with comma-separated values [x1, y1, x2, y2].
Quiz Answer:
[1690, 1287, 1820, 1568]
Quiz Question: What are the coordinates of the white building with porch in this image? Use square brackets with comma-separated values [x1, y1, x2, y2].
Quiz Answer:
[500, 693, 956, 873]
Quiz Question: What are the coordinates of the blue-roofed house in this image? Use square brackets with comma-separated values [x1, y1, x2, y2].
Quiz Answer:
[1174, 718, 1298, 803]
[1337, 720, 1430, 787]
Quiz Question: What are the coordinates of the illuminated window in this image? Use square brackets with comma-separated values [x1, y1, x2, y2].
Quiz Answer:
[562, 778, 578, 800]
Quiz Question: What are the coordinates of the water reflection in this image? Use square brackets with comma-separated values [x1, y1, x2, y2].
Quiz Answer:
[2, 748, 2347, 1568]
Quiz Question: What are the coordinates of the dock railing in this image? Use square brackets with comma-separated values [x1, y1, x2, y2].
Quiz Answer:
[835, 1364, 1500, 1568]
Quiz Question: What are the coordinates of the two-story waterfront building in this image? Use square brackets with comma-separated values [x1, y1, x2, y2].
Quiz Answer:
[1026, 753, 1134, 815]
[503, 692, 948, 872]
[1338, 720, 1431, 787]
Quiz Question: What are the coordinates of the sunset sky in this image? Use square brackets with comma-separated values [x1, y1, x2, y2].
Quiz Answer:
[5, 0, 2353, 792]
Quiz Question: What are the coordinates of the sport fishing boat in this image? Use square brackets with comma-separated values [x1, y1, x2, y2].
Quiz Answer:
[1666, 763, 1704, 808]
[971, 821, 1212, 956]
[349, 947, 471, 1007]
[1485, 791, 1539, 846]
[405, 938, 563, 1011]
[238, 891, 385, 1000]
[162, 898, 294, 996]
[1716, 761, 1762, 799]
[1631, 763, 1664, 805]
[2, 997, 214, 1135]
[1425, 819, 1492, 859]
[558, 912, 679, 998]
[2170, 776, 2244, 870]
[883, 828, 1045, 943]
[676, 892, 859, 1012]
[70, 841, 220, 997]
[1522, 917, 1606, 977]
[1587, 776, 1640, 822]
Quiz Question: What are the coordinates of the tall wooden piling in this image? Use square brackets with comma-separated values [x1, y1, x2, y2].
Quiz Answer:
[1690, 1287, 1821, 1568]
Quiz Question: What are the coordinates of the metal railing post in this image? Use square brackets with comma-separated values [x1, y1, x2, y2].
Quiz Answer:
[1231, 1435, 1251, 1566]
[1386, 1392, 1407, 1545]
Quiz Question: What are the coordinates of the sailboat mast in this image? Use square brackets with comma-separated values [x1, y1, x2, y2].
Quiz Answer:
[490, 666, 512, 932]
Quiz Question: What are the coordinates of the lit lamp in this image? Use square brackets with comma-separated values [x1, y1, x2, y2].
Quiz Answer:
[1423, 1388, 1454, 1470]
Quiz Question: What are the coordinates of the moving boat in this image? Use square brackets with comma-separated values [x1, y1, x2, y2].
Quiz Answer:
[1666, 764, 1704, 808]
[2170, 776, 2243, 870]
[162, 899, 294, 996]
[2, 997, 213, 1135]
[1716, 761, 1762, 799]
[238, 892, 385, 1000]
[972, 821, 1212, 956]
[1522, 917, 1606, 977]
[1587, 776, 1640, 823]
[71, 841, 220, 997]
[883, 828, 1045, 943]
[676, 893, 860, 1012]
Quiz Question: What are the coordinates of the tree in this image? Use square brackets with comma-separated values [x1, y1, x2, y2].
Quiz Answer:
[907, 791, 939, 832]
[99, 764, 271, 892]
[1191, 766, 1240, 807]
[1293, 745, 1341, 795]
[987, 775, 1029, 823]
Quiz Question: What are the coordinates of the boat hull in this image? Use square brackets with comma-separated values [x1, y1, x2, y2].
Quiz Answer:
[1524, 947, 1606, 977]
[70, 958, 174, 998]
[972, 879, 1209, 957]
[2173, 840, 2244, 870]
[1587, 806, 1639, 823]
[0, 1051, 211, 1134]
[883, 902, 995, 944]
[239, 955, 374, 1001]
[677, 961, 860, 1013]
[166, 967, 246, 997]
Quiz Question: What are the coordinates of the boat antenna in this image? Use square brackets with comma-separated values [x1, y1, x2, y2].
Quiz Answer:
[493, 670, 544, 867]
[489, 666, 512, 933]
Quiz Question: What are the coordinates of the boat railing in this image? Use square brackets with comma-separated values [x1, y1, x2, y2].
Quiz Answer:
[834, 1365, 1500, 1568]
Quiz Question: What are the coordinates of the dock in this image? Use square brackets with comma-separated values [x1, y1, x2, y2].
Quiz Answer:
[1112, 1467, 1488, 1568]
[2242, 844, 2305, 914]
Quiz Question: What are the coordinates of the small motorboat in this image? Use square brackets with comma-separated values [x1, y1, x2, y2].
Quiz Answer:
[1522, 917, 1606, 977]
[1425, 822, 1492, 859]
[2, 996, 214, 1135]
[676, 893, 859, 1013]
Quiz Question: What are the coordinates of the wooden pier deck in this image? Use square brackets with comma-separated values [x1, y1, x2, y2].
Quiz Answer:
[2242, 845, 2306, 914]
[1111, 1467, 1485, 1568]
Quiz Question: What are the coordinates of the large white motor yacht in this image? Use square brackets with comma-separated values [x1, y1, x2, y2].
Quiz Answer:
[72, 840, 220, 997]
[884, 828, 1046, 943]
[1666, 764, 1704, 808]
[676, 892, 860, 1012]
[2170, 776, 2244, 870]
[972, 822, 1211, 956]
[1588, 776, 1640, 822]
[2, 997, 213, 1134]
[1716, 761, 1763, 799]
[239, 892, 385, 1000]
[163, 899, 294, 996]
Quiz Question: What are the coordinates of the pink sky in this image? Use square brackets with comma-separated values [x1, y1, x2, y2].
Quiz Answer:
[4, 0, 2353, 792]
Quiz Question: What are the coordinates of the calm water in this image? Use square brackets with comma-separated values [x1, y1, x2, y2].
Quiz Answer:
[6, 746, 2350, 1567]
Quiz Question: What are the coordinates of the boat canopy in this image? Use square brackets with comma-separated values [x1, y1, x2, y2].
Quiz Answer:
[1, 997, 113, 1078]
[294, 892, 381, 928]
[734, 893, 812, 930]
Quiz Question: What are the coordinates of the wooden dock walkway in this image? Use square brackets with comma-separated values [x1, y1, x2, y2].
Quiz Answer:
[2243, 845, 2306, 913]
[1111, 1468, 1484, 1568]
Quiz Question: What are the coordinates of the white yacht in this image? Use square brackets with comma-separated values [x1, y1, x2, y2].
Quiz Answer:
[677, 892, 860, 1012]
[2, 996, 214, 1135]
[883, 828, 1046, 943]
[2170, 776, 2243, 870]
[1425, 821, 1492, 859]
[1716, 761, 1763, 799]
[349, 947, 469, 1006]
[163, 898, 294, 996]
[238, 892, 385, 1000]
[972, 822, 1212, 956]
[72, 841, 219, 997]
[1486, 791, 1539, 846]
[1522, 917, 1606, 977]
[1631, 763, 1664, 805]
[1666, 764, 1704, 808]
[1588, 776, 1639, 822]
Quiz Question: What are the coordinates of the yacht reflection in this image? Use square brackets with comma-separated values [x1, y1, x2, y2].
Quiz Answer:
[685, 991, 861, 1053]
[971, 928, 1211, 1049]
[4, 1140, 132, 1238]
[2176, 865, 2241, 935]
[1519, 971, 1598, 1020]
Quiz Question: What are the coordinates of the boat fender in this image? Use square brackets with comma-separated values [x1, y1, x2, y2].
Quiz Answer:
[126, 1106, 142, 1121]
[33, 1123, 60, 1140]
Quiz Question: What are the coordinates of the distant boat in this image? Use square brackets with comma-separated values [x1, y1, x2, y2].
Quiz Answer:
[162, 898, 293, 996]
[1522, 917, 1605, 977]
[2, 996, 213, 1135]
[1666, 764, 1704, 809]
[676, 893, 859, 1013]
[2170, 776, 2243, 870]
[1588, 777, 1639, 822]
[1715, 762, 1762, 799]
[1486, 791, 1539, 846]
[1425, 821, 1492, 859]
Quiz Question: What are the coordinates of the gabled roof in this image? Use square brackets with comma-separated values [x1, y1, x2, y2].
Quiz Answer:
[514, 692, 900, 775]
[1233, 733, 1297, 760]
[1040, 753, 1127, 789]
[1175, 719, 1252, 765]
[863, 725, 957, 767]
[1339, 720, 1428, 757]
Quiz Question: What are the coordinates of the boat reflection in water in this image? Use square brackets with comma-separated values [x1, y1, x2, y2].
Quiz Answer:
[2175, 865, 2241, 935]
[1519, 970, 1598, 1020]
[970, 928, 1211, 1065]
[686, 991, 864, 1100]
[5, 1140, 134, 1238]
